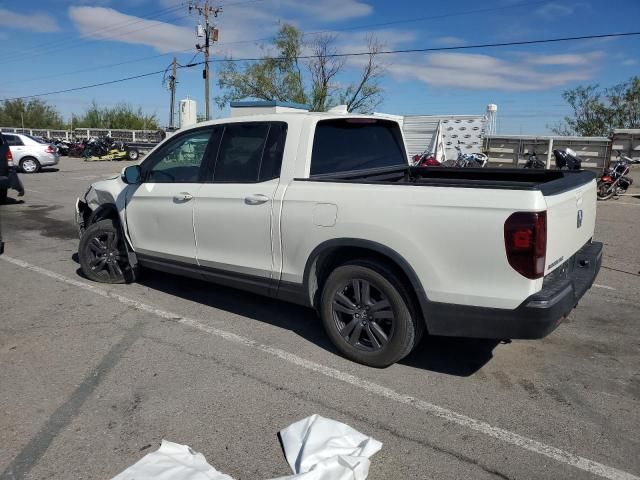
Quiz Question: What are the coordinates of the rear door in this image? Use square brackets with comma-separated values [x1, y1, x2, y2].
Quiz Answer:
[544, 178, 597, 274]
[193, 122, 287, 290]
[125, 127, 215, 264]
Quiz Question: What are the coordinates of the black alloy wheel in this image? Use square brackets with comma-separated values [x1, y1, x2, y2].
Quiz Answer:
[332, 278, 394, 352]
[79, 219, 135, 284]
[320, 260, 419, 368]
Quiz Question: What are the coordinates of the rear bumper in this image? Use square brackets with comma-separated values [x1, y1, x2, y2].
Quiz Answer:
[40, 154, 60, 166]
[426, 241, 603, 339]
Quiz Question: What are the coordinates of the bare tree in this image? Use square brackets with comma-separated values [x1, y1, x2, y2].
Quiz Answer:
[341, 37, 384, 113]
[217, 24, 385, 113]
[307, 34, 345, 111]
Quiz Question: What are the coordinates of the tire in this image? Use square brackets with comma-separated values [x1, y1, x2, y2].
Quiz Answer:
[20, 157, 40, 173]
[597, 180, 615, 200]
[320, 260, 420, 368]
[78, 219, 137, 284]
[126, 148, 139, 161]
[0, 188, 7, 204]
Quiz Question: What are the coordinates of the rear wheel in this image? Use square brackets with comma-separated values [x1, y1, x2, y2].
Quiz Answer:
[20, 157, 40, 173]
[0, 188, 7, 204]
[597, 180, 615, 200]
[320, 260, 419, 367]
[78, 219, 137, 284]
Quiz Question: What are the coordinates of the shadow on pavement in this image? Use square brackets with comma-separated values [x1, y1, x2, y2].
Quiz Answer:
[74, 261, 499, 376]
[0, 197, 25, 205]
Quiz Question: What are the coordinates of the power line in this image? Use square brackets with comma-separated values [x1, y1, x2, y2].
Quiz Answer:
[3, 0, 544, 85]
[3, 31, 639, 102]
[213, 0, 552, 48]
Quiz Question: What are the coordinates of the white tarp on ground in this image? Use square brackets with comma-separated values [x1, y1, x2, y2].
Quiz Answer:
[111, 414, 382, 480]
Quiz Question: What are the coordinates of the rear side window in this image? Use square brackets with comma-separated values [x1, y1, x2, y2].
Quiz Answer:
[4, 135, 24, 146]
[213, 122, 287, 183]
[310, 119, 407, 176]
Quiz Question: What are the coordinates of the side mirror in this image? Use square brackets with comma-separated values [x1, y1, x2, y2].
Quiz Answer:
[122, 165, 142, 184]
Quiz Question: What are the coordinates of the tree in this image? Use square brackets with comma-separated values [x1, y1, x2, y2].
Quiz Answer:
[72, 101, 158, 130]
[216, 24, 384, 113]
[551, 77, 640, 136]
[0, 99, 65, 129]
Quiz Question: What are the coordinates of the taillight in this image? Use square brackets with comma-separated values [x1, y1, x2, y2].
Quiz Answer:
[6, 149, 13, 167]
[504, 211, 546, 279]
[46, 145, 55, 153]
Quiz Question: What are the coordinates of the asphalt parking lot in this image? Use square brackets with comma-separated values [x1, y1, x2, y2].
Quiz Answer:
[1, 157, 639, 480]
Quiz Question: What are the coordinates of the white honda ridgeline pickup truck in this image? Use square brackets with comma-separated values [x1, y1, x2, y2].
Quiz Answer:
[75, 112, 602, 367]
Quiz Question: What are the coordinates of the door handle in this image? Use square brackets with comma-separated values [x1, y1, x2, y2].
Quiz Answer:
[244, 194, 269, 205]
[173, 192, 193, 202]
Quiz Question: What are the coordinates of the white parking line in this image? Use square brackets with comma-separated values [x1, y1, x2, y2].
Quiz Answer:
[594, 283, 616, 290]
[1, 254, 638, 480]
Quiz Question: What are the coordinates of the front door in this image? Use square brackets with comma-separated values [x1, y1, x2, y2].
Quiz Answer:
[193, 122, 287, 289]
[125, 127, 214, 264]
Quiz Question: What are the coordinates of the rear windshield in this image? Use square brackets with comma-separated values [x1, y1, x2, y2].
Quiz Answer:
[25, 135, 46, 144]
[310, 119, 407, 176]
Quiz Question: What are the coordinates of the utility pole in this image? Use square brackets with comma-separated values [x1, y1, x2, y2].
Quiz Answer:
[189, 1, 221, 121]
[168, 57, 177, 128]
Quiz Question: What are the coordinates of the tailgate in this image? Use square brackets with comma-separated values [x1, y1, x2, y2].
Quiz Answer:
[544, 177, 597, 274]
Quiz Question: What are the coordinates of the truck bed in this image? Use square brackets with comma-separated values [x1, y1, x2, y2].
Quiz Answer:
[303, 167, 596, 196]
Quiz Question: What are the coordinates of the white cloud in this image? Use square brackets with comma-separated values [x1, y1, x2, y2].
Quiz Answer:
[622, 58, 637, 66]
[273, 0, 373, 22]
[69, 6, 194, 53]
[433, 36, 466, 47]
[524, 51, 604, 66]
[534, 2, 574, 20]
[0, 7, 60, 33]
[385, 52, 598, 91]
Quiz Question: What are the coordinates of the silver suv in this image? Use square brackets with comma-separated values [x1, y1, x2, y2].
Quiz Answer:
[3, 133, 60, 173]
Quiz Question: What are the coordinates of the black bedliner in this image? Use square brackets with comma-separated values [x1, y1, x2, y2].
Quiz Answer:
[298, 166, 596, 196]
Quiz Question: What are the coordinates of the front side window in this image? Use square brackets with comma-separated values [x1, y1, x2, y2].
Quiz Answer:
[146, 129, 213, 183]
[310, 119, 407, 176]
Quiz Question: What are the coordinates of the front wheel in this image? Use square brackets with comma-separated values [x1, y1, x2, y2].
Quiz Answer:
[597, 180, 615, 200]
[78, 219, 137, 284]
[320, 260, 420, 368]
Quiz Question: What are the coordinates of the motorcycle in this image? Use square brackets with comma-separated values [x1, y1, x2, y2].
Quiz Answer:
[523, 150, 546, 169]
[82, 135, 139, 161]
[68, 138, 89, 157]
[450, 142, 488, 167]
[412, 151, 441, 167]
[52, 139, 71, 156]
[553, 147, 582, 170]
[597, 152, 640, 200]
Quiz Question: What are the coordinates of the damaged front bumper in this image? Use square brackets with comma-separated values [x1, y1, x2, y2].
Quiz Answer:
[75, 197, 88, 238]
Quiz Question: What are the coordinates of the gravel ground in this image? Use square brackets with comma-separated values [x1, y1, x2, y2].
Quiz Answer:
[1, 157, 639, 480]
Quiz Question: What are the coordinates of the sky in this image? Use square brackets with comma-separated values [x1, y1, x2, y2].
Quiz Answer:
[0, 0, 638, 134]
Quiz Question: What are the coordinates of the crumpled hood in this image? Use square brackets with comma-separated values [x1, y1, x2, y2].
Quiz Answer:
[84, 174, 128, 211]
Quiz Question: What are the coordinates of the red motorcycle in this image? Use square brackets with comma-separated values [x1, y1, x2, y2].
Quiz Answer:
[597, 152, 639, 200]
[412, 152, 441, 167]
